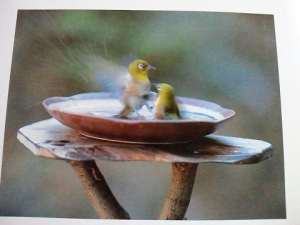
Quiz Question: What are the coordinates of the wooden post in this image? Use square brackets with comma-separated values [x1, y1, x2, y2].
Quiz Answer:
[68, 160, 130, 219]
[159, 163, 198, 220]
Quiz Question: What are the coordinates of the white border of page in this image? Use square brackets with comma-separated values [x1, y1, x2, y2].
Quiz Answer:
[1, 0, 300, 224]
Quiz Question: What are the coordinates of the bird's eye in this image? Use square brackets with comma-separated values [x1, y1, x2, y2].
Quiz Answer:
[157, 86, 162, 91]
[138, 64, 144, 69]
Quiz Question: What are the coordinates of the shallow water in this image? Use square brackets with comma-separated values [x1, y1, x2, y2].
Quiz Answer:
[85, 109, 218, 121]
[49, 99, 223, 121]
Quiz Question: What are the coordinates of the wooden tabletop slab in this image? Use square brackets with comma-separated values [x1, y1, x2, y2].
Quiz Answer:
[17, 118, 272, 164]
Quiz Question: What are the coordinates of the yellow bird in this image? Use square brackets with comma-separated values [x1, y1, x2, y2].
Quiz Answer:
[84, 56, 156, 118]
[119, 59, 156, 117]
[154, 83, 181, 120]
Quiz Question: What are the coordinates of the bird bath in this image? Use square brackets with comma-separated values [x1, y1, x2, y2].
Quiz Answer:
[43, 92, 235, 144]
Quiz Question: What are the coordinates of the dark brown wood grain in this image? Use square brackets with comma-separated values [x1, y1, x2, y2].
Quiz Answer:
[17, 118, 273, 164]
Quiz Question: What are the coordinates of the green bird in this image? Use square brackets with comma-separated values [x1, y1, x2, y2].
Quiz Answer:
[119, 59, 156, 117]
[154, 83, 181, 120]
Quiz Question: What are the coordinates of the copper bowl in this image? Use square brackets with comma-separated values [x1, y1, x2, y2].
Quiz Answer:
[43, 92, 235, 144]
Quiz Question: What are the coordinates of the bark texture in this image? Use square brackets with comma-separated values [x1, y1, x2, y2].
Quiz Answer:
[159, 162, 199, 220]
[69, 160, 130, 219]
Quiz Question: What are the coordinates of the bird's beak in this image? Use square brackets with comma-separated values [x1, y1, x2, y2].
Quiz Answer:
[152, 83, 159, 88]
[146, 65, 156, 70]
[152, 83, 159, 92]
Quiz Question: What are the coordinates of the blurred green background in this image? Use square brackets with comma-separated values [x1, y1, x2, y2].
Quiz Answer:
[0, 10, 284, 220]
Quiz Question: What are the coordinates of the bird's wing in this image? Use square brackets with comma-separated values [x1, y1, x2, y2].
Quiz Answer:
[176, 97, 186, 114]
[83, 55, 131, 97]
[164, 99, 181, 120]
[166, 112, 181, 120]
[174, 101, 181, 118]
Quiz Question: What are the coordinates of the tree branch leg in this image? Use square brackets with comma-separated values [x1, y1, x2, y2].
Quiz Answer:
[68, 160, 130, 219]
[159, 162, 198, 220]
